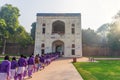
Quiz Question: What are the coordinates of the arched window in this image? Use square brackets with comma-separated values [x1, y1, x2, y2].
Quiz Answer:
[72, 24, 75, 27]
[52, 20, 65, 34]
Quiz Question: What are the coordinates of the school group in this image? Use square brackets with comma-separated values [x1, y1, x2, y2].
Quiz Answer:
[0, 52, 60, 80]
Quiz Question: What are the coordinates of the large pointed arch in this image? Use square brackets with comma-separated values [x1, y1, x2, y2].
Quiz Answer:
[52, 40, 64, 55]
[52, 20, 65, 34]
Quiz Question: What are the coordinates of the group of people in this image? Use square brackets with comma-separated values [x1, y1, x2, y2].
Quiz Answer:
[0, 52, 60, 80]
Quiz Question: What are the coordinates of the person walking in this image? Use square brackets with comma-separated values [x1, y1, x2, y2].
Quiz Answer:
[27, 55, 35, 78]
[17, 54, 27, 80]
[10, 57, 18, 80]
[0, 55, 11, 80]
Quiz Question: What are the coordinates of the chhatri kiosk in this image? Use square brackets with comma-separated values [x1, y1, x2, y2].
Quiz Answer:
[34, 13, 82, 57]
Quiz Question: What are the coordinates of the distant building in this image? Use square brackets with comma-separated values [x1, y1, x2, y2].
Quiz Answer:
[34, 13, 82, 57]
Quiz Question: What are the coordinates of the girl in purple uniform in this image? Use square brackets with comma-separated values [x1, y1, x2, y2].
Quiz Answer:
[27, 55, 35, 78]
[17, 54, 27, 80]
[10, 57, 18, 80]
[23, 56, 28, 77]
[0, 55, 11, 80]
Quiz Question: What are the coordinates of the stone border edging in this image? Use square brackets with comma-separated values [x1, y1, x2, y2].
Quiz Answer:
[94, 58, 120, 60]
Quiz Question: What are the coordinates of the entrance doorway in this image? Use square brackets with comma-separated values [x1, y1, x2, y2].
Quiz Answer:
[52, 40, 64, 56]
[55, 45, 62, 52]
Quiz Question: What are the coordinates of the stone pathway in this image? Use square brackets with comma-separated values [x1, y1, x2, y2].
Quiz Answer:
[26, 57, 88, 80]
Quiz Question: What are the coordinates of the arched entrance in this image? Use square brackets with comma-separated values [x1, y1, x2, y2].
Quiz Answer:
[52, 40, 64, 56]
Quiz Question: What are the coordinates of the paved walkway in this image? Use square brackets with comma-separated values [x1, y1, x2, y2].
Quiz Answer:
[26, 57, 89, 80]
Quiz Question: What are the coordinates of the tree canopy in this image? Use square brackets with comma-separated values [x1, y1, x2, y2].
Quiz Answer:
[82, 28, 101, 46]
[31, 22, 36, 40]
[107, 11, 120, 51]
[0, 19, 6, 35]
[96, 11, 120, 51]
[0, 4, 33, 48]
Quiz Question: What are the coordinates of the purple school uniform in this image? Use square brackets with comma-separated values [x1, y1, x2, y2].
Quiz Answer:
[18, 58, 26, 67]
[28, 57, 34, 65]
[0, 60, 11, 80]
[0, 60, 11, 75]
[11, 60, 18, 80]
[28, 57, 35, 77]
[17, 57, 26, 80]
[11, 60, 18, 69]
[40, 57, 44, 63]
[23, 59, 28, 77]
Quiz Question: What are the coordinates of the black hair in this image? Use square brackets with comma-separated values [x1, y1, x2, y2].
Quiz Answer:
[24, 56, 27, 58]
[31, 53, 34, 56]
[4, 55, 9, 60]
[20, 54, 24, 58]
[29, 55, 32, 58]
[12, 57, 16, 61]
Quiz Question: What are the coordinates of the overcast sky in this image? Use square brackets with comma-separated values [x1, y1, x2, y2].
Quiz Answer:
[0, 0, 120, 32]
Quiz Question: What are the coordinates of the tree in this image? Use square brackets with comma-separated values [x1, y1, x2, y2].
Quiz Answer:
[108, 22, 120, 51]
[0, 4, 20, 43]
[0, 19, 6, 47]
[0, 4, 33, 54]
[82, 28, 101, 46]
[97, 23, 110, 46]
[107, 11, 120, 51]
[31, 22, 36, 40]
[114, 10, 120, 19]
[16, 25, 33, 47]
[0, 4, 20, 29]
[0, 19, 6, 35]
[97, 23, 110, 34]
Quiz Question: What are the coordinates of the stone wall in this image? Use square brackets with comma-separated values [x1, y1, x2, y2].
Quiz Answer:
[82, 45, 120, 57]
[0, 43, 34, 55]
[1, 43, 120, 57]
[82, 45, 110, 56]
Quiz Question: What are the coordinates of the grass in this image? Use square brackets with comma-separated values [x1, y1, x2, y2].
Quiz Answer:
[73, 60, 120, 80]
[0, 57, 4, 60]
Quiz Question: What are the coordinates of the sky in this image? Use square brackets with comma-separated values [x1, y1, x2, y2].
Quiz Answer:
[0, 0, 120, 32]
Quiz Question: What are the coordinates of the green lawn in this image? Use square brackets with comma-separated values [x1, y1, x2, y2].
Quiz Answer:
[0, 57, 4, 60]
[73, 60, 120, 80]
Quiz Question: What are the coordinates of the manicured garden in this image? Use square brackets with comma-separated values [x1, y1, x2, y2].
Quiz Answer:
[73, 60, 120, 80]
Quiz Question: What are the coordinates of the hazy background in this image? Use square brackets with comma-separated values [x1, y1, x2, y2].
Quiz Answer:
[0, 0, 120, 32]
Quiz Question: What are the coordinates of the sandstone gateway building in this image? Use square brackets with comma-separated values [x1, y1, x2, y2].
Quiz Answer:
[34, 13, 82, 57]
